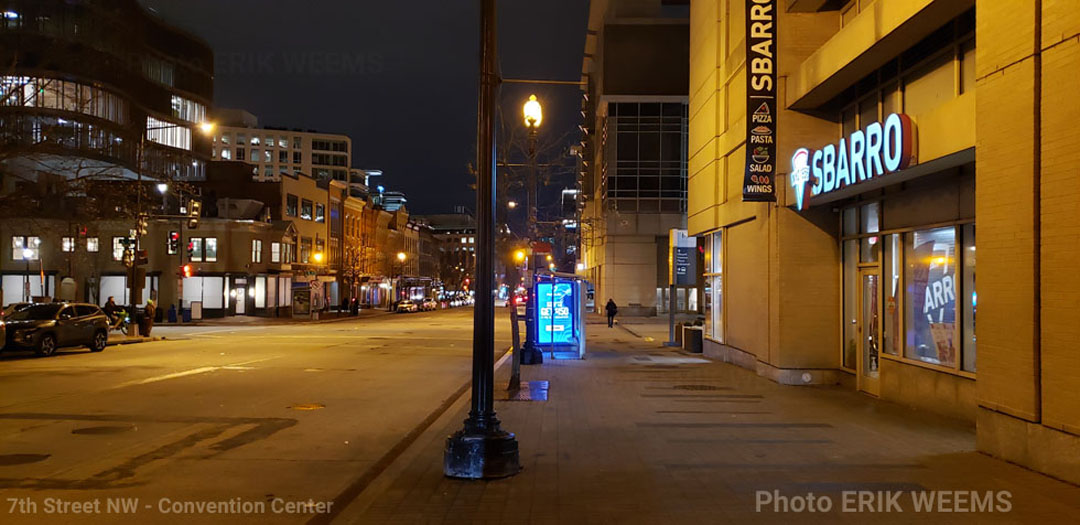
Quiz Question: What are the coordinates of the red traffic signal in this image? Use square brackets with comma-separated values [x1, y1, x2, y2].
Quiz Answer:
[180, 264, 193, 278]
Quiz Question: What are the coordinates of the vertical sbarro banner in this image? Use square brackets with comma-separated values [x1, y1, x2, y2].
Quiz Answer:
[743, 0, 777, 202]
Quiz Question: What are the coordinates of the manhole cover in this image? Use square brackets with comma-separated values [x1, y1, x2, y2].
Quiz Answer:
[288, 403, 325, 411]
[674, 385, 728, 391]
[72, 425, 136, 435]
[0, 454, 50, 466]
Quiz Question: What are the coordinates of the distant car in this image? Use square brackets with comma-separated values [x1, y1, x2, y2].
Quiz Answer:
[422, 298, 438, 311]
[1, 302, 32, 320]
[3, 302, 110, 357]
[396, 300, 419, 313]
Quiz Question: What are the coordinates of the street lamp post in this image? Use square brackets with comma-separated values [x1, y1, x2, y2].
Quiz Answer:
[394, 251, 406, 309]
[444, 0, 519, 480]
[22, 247, 33, 302]
[520, 94, 544, 365]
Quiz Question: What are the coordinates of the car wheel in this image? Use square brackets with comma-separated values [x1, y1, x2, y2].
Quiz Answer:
[90, 330, 107, 352]
[35, 334, 57, 357]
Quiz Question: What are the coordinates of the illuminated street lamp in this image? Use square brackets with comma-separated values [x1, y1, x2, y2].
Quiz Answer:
[514, 250, 526, 264]
[312, 252, 325, 264]
[198, 121, 216, 135]
[392, 252, 407, 311]
[507, 201, 517, 209]
[22, 247, 33, 302]
[523, 94, 543, 128]
[520, 95, 544, 366]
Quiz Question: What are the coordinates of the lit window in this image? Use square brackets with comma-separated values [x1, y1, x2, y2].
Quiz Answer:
[251, 136, 261, 146]
[315, 203, 325, 223]
[220, 134, 231, 145]
[221, 148, 232, 160]
[62, 236, 75, 252]
[190, 238, 203, 262]
[263, 150, 272, 163]
[205, 238, 218, 262]
[170, 95, 206, 124]
[11, 236, 41, 260]
[469, 237, 475, 243]
[271, 242, 281, 263]
[146, 116, 191, 151]
[112, 237, 126, 261]
[278, 137, 288, 148]
[301, 200, 313, 221]
[87, 237, 99, 253]
[251, 239, 263, 263]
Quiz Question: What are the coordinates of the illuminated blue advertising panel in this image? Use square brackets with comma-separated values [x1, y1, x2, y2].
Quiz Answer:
[536, 281, 575, 345]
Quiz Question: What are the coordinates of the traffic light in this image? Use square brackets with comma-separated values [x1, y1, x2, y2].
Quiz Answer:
[168, 231, 180, 254]
[186, 240, 195, 261]
[187, 199, 201, 230]
[180, 264, 193, 278]
[135, 249, 148, 266]
[137, 213, 149, 236]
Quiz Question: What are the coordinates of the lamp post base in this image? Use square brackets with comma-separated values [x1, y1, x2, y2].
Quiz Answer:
[520, 345, 544, 365]
[444, 426, 520, 479]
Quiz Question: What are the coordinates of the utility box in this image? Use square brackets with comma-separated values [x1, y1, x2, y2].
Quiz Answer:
[683, 325, 703, 353]
[532, 273, 588, 360]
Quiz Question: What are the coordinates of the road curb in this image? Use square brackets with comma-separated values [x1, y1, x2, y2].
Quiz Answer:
[311, 346, 514, 525]
[617, 323, 644, 338]
[106, 337, 161, 346]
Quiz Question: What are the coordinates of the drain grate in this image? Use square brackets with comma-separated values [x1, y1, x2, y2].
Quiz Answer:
[673, 384, 730, 391]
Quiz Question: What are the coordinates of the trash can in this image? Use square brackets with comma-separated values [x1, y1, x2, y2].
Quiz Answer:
[683, 325, 703, 353]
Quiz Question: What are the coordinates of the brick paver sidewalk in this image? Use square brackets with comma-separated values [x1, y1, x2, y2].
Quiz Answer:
[335, 323, 1080, 524]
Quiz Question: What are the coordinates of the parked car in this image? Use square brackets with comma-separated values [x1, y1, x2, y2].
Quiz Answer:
[1, 302, 32, 320]
[396, 300, 419, 313]
[3, 302, 110, 357]
[422, 298, 438, 311]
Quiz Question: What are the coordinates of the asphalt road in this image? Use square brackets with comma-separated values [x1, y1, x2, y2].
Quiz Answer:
[0, 307, 510, 524]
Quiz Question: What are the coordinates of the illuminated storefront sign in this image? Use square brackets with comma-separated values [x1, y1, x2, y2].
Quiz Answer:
[790, 113, 916, 210]
[742, 0, 778, 202]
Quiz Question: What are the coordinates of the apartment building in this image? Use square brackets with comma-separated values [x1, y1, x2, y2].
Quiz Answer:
[209, 108, 352, 183]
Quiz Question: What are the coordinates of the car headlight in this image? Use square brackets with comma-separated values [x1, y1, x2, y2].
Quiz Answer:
[15, 328, 38, 340]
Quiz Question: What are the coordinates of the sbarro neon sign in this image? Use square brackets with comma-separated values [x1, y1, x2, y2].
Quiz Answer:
[790, 113, 916, 210]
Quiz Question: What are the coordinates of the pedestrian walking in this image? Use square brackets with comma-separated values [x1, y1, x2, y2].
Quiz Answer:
[142, 299, 156, 337]
[605, 299, 618, 328]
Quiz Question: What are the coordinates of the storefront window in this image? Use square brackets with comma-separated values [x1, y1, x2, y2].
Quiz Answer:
[882, 234, 901, 355]
[842, 239, 858, 369]
[860, 203, 880, 263]
[705, 232, 723, 342]
[962, 224, 976, 372]
[904, 227, 957, 367]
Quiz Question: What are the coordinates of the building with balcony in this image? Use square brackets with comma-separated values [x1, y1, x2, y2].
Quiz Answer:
[0, 0, 213, 186]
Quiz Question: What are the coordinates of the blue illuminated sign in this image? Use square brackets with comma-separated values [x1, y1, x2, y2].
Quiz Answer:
[537, 282, 575, 345]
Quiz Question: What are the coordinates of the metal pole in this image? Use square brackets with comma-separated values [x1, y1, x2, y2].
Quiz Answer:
[444, 0, 519, 480]
[521, 128, 542, 365]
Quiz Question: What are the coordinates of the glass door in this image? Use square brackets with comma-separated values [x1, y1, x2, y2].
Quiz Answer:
[857, 270, 881, 396]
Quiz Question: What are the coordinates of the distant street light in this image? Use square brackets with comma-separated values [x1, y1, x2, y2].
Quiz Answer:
[514, 250, 526, 263]
[157, 183, 168, 194]
[507, 201, 517, 209]
[198, 121, 216, 135]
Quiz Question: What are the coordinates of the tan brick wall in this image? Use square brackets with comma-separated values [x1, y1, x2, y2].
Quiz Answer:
[975, 0, 1040, 421]
[1040, 26, 1080, 434]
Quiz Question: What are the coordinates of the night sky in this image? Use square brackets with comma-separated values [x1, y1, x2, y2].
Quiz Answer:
[139, 0, 590, 216]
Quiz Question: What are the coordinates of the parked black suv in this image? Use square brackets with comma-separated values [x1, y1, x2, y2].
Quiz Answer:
[3, 303, 110, 357]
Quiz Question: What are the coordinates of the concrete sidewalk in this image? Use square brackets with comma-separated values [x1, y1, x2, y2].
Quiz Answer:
[334, 318, 1080, 524]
